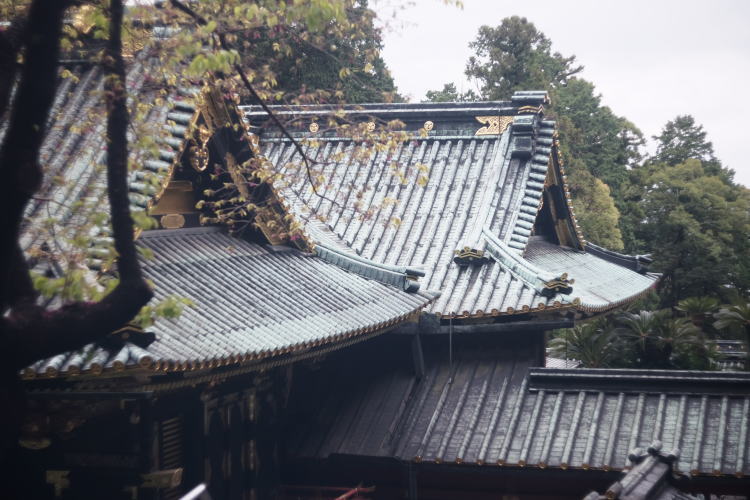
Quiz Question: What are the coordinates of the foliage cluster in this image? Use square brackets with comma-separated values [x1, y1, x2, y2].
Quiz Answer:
[550, 294, 750, 370]
[427, 16, 639, 251]
[427, 15, 750, 311]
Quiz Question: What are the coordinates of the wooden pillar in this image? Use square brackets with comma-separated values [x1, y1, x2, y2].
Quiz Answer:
[206, 408, 225, 500]
[228, 404, 243, 500]
[532, 330, 546, 367]
[411, 333, 425, 380]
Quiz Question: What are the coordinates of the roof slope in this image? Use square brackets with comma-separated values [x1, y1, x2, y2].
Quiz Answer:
[244, 95, 657, 318]
[525, 238, 659, 313]
[9, 46, 196, 267]
[584, 442, 698, 500]
[291, 335, 750, 479]
[23, 228, 432, 380]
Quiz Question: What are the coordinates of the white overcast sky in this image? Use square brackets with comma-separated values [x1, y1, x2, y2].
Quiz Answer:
[373, 0, 750, 187]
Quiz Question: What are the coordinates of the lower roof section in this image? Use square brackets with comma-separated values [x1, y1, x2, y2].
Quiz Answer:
[289, 334, 750, 479]
[524, 238, 659, 313]
[23, 227, 433, 380]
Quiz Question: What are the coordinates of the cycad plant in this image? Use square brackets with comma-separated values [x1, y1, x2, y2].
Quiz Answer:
[615, 310, 665, 366]
[660, 317, 711, 369]
[615, 310, 710, 369]
[549, 320, 622, 368]
[714, 301, 750, 370]
[676, 296, 720, 329]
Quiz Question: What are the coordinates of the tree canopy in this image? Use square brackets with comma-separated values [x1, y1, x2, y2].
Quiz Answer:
[426, 15, 750, 313]
[234, 0, 402, 104]
[626, 159, 750, 305]
[423, 82, 478, 103]
[427, 16, 635, 250]
[464, 16, 582, 99]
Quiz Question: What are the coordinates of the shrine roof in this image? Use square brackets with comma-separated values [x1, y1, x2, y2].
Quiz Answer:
[6, 48, 196, 267]
[290, 335, 750, 479]
[22, 227, 433, 381]
[242, 92, 658, 319]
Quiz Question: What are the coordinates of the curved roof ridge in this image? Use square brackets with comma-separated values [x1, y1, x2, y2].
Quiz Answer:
[241, 101, 519, 122]
[503, 114, 555, 253]
[314, 239, 425, 293]
[482, 227, 571, 298]
[585, 241, 653, 273]
[15, 45, 200, 272]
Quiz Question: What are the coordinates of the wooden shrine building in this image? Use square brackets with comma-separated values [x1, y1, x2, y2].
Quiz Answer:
[240, 96, 750, 499]
[12, 40, 750, 500]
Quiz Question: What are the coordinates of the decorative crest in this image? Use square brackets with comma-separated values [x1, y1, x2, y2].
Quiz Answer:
[160, 213, 185, 229]
[474, 116, 513, 136]
[454, 247, 489, 266]
[188, 125, 211, 172]
[541, 273, 574, 297]
[517, 105, 543, 115]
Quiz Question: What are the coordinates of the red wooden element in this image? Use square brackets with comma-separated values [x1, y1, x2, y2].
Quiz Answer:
[279, 484, 375, 500]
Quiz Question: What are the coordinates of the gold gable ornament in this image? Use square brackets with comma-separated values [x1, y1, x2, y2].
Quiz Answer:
[160, 213, 185, 229]
[188, 125, 211, 172]
[541, 273, 575, 297]
[474, 116, 513, 136]
[453, 247, 489, 266]
[517, 105, 544, 115]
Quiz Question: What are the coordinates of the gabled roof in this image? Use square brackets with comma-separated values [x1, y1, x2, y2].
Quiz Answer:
[290, 335, 750, 479]
[16, 50, 435, 384]
[243, 92, 658, 319]
[23, 227, 433, 381]
[9, 47, 195, 266]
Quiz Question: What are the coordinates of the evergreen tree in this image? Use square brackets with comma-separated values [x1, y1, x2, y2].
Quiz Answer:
[238, 0, 401, 104]
[651, 115, 727, 178]
[630, 159, 750, 306]
[563, 166, 624, 250]
[553, 78, 643, 194]
[430, 17, 642, 251]
[424, 82, 478, 103]
[464, 16, 582, 99]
